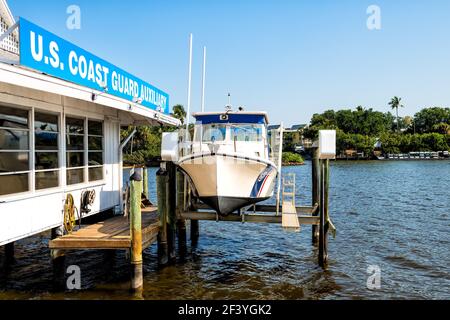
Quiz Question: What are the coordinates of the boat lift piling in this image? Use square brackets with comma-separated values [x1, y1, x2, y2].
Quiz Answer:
[130, 169, 143, 293]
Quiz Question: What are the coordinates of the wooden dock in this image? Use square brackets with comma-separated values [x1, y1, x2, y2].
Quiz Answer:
[49, 206, 159, 250]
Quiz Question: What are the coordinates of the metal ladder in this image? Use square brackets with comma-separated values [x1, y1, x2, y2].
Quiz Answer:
[281, 173, 300, 231]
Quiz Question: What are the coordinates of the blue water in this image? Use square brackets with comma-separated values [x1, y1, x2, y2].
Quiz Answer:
[1, 161, 449, 299]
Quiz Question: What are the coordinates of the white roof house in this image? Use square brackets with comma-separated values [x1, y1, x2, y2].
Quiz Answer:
[0, 1, 180, 246]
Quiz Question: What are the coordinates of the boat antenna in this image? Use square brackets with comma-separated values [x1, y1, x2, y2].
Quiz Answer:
[185, 33, 193, 140]
[201, 46, 207, 112]
[225, 93, 232, 112]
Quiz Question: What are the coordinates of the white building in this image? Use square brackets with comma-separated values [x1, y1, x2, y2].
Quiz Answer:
[0, 0, 180, 246]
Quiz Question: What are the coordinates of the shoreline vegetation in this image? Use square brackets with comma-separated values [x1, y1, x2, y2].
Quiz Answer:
[121, 103, 449, 166]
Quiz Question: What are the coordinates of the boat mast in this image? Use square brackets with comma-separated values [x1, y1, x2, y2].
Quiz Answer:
[186, 33, 193, 139]
[201, 46, 206, 112]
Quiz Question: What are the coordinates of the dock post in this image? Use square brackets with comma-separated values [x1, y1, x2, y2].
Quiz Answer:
[176, 170, 187, 254]
[311, 147, 320, 244]
[4, 242, 14, 265]
[130, 168, 143, 293]
[167, 162, 177, 262]
[50, 226, 65, 289]
[143, 166, 149, 200]
[156, 163, 169, 265]
[318, 159, 330, 267]
[190, 187, 199, 244]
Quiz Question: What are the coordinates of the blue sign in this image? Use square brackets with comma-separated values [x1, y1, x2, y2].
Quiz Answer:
[19, 18, 169, 114]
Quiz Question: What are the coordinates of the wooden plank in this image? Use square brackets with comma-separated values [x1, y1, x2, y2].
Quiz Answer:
[180, 211, 320, 225]
[49, 238, 131, 249]
[282, 202, 300, 230]
[48, 206, 159, 250]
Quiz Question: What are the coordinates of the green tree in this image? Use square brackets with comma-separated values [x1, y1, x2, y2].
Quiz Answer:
[172, 104, 186, 125]
[413, 107, 450, 133]
[389, 96, 404, 133]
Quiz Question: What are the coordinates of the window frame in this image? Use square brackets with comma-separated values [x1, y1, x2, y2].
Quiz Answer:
[0, 105, 32, 196]
[34, 110, 61, 191]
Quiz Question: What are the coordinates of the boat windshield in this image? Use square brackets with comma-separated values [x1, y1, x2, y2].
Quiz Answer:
[201, 124, 227, 142]
[230, 124, 263, 142]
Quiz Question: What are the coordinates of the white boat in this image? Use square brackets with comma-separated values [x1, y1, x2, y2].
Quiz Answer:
[177, 111, 279, 215]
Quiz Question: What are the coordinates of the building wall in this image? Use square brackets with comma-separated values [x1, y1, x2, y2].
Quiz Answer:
[0, 83, 122, 246]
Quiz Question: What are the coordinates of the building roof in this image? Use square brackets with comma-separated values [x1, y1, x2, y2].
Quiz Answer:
[192, 111, 269, 124]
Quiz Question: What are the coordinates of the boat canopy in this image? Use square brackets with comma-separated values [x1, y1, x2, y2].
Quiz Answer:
[192, 111, 269, 125]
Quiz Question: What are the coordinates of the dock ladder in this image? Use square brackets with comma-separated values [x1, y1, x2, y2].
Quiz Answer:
[281, 173, 300, 231]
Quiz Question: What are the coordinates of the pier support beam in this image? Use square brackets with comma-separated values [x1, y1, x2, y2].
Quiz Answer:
[167, 162, 177, 262]
[318, 159, 330, 267]
[312, 148, 320, 245]
[130, 169, 143, 293]
[143, 167, 149, 200]
[156, 164, 169, 265]
[4, 242, 14, 265]
[50, 226, 65, 289]
[176, 170, 187, 255]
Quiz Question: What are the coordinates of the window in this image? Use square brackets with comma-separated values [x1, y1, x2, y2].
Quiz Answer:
[35, 112, 59, 190]
[88, 120, 103, 181]
[0, 106, 30, 196]
[66, 117, 85, 185]
[202, 124, 227, 142]
[230, 124, 263, 142]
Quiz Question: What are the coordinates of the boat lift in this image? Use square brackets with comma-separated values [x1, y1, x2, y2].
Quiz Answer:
[160, 127, 337, 267]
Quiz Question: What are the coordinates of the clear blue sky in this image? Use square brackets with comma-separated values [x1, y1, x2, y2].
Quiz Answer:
[8, 0, 450, 125]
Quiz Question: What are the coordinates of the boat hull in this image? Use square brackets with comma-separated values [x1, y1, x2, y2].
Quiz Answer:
[178, 153, 277, 215]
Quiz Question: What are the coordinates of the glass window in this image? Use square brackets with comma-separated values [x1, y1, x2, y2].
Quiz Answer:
[202, 124, 227, 142]
[88, 120, 103, 182]
[0, 173, 28, 196]
[67, 168, 84, 185]
[34, 112, 59, 190]
[35, 131, 58, 150]
[230, 124, 263, 142]
[0, 106, 28, 129]
[0, 152, 29, 173]
[0, 129, 29, 150]
[35, 152, 59, 170]
[66, 117, 85, 185]
[66, 118, 84, 134]
[0, 106, 30, 196]
[35, 171, 59, 190]
[88, 120, 103, 136]
[67, 152, 84, 168]
[34, 113, 58, 132]
[88, 136, 103, 150]
[88, 167, 103, 182]
[66, 135, 84, 151]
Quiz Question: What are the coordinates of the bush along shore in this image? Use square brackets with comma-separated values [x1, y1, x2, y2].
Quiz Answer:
[282, 152, 305, 165]
[302, 105, 450, 158]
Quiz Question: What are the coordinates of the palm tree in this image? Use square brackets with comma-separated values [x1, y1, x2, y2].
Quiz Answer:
[172, 104, 186, 125]
[389, 96, 404, 133]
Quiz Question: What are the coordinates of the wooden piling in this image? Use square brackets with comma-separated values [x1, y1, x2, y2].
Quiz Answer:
[318, 159, 329, 267]
[156, 164, 169, 265]
[50, 226, 65, 289]
[176, 170, 187, 253]
[311, 147, 320, 244]
[130, 169, 143, 292]
[167, 162, 177, 261]
[4, 242, 14, 264]
[143, 166, 149, 200]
